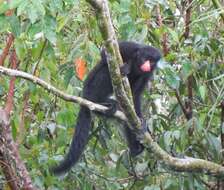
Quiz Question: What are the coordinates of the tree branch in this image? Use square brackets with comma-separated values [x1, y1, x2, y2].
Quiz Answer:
[4, 49, 19, 115]
[0, 66, 126, 121]
[156, 5, 169, 56]
[0, 33, 14, 66]
[183, 1, 194, 136]
[0, 108, 36, 190]
[175, 89, 189, 119]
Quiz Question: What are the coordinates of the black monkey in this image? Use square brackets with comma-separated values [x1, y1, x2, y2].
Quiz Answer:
[52, 41, 161, 175]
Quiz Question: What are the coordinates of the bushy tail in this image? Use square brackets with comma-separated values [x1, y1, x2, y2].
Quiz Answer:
[51, 106, 91, 175]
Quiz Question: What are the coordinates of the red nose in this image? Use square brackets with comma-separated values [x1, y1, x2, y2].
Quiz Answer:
[140, 60, 151, 72]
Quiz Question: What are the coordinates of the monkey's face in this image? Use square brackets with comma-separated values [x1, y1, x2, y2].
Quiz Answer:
[135, 46, 161, 75]
[140, 60, 151, 72]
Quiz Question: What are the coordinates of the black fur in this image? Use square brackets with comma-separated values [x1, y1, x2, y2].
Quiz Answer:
[52, 41, 161, 175]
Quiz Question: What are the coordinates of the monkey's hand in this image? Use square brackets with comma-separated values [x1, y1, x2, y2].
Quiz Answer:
[101, 99, 118, 116]
[120, 63, 131, 76]
[95, 99, 118, 117]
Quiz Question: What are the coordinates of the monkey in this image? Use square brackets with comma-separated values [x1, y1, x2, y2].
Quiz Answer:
[51, 41, 161, 175]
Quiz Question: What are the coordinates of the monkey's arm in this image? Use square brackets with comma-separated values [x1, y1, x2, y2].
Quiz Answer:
[131, 77, 149, 117]
[120, 63, 131, 75]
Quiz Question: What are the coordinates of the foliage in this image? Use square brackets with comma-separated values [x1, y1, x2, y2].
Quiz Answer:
[0, 0, 224, 189]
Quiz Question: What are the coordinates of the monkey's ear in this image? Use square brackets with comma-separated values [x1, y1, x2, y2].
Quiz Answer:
[120, 63, 131, 75]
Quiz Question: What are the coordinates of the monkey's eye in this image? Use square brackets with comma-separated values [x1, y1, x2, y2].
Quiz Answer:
[140, 60, 151, 72]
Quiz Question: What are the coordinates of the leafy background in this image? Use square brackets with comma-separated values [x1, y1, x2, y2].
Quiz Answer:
[0, 0, 224, 189]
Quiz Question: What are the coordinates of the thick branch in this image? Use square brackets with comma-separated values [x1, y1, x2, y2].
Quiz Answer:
[0, 66, 126, 121]
[144, 132, 224, 176]
[0, 108, 36, 190]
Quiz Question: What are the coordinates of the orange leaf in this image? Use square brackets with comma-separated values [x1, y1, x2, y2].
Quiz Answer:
[74, 58, 87, 81]
[5, 9, 14, 16]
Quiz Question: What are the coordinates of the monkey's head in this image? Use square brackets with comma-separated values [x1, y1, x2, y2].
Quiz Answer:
[134, 46, 161, 75]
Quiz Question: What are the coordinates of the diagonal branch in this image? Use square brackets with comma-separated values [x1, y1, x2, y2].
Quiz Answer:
[0, 66, 126, 121]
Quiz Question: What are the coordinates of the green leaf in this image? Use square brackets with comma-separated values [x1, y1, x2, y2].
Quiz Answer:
[0, 1, 9, 14]
[42, 16, 57, 44]
[163, 67, 180, 89]
[163, 131, 172, 150]
[0, 15, 9, 32]
[119, 14, 132, 25]
[40, 67, 51, 82]
[27, 4, 39, 24]
[32, 0, 45, 16]
[120, 0, 131, 13]
[56, 109, 75, 126]
[67, 34, 86, 62]
[167, 28, 179, 43]
[135, 162, 148, 174]
[199, 85, 206, 101]
[27, 23, 42, 38]
[19, 0, 45, 23]
[57, 15, 69, 32]
[182, 62, 193, 79]
[206, 133, 221, 160]
[17, 1, 28, 16]
[15, 39, 27, 60]
[9, 0, 23, 9]
[136, 25, 148, 42]
[31, 40, 45, 60]
[0, 85, 3, 96]
[7, 15, 21, 37]
[63, 69, 75, 87]
[172, 130, 180, 140]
